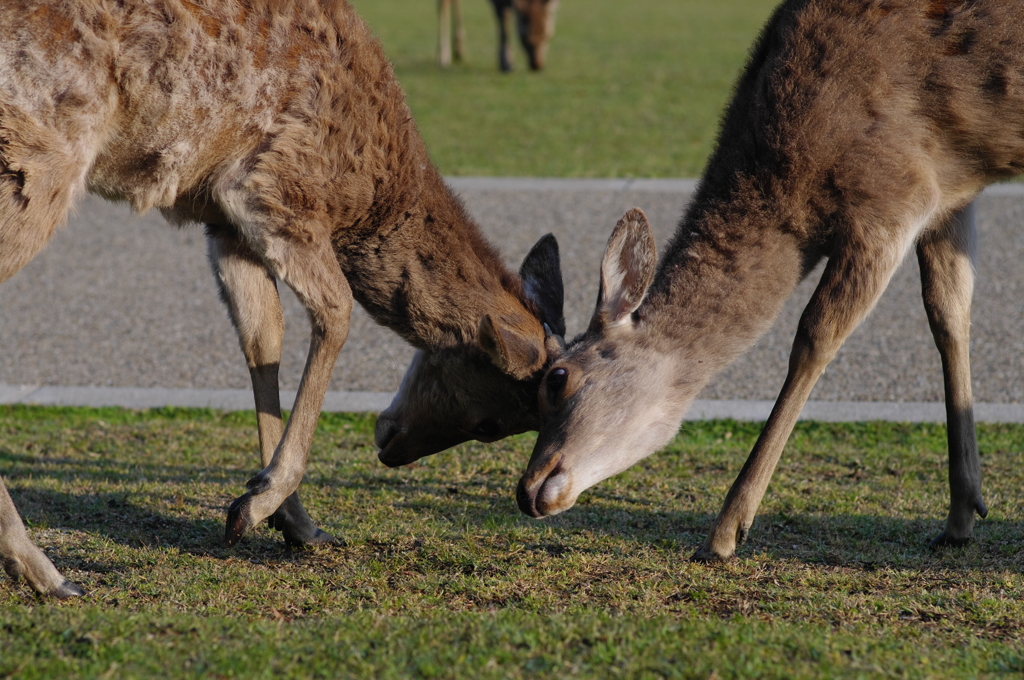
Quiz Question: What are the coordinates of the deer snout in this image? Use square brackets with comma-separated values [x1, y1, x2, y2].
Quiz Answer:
[375, 413, 423, 468]
[375, 411, 470, 467]
[374, 414, 406, 466]
[516, 453, 575, 517]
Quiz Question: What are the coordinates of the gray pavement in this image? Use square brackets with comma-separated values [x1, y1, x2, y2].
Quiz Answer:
[2, 178, 1024, 422]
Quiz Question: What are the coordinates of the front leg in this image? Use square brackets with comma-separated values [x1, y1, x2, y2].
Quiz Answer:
[1, 478, 83, 598]
[222, 233, 353, 547]
[207, 227, 334, 546]
[916, 203, 987, 546]
[693, 222, 915, 561]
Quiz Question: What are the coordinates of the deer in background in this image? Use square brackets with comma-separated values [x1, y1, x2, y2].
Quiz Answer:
[438, 0, 559, 71]
[0, 0, 563, 599]
[517, 0, 1024, 561]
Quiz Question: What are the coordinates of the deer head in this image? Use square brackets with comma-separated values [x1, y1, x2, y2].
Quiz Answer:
[516, 209, 692, 517]
[376, 233, 565, 467]
[514, 0, 559, 70]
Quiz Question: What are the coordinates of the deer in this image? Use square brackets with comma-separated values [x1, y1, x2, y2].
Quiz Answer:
[0, 0, 564, 599]
[438, 0, 559, 72]
[516, 0, 1024, 562]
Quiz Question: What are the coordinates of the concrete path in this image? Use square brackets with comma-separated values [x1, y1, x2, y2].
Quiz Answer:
[2, 178, 1023, 422]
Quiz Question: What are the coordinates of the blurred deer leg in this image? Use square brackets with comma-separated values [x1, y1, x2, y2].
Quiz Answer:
[916, 202, 987, 546]
[693, 222, 917, 561]
[438, 0, 452, 67]
[494, 2, 514, 71]
[208, 226, 333, 546]
[225, 230, 352, 547]
[453, 0, 465, 61]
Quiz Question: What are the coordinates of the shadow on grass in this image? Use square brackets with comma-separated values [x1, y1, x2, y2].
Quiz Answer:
[7, 456, 1024, 577]
[0, 448, 252, 486]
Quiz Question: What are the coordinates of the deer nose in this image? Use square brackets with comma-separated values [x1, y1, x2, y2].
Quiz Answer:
[516, 477, 541, 517]
[516, 453, 566, 518]
[374, 414, 400, 451]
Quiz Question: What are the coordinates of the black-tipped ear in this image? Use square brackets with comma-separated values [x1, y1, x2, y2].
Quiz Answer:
[519, 234, 565, 336]
[479, 314, 544, 379]
[594, 208, 656, 329]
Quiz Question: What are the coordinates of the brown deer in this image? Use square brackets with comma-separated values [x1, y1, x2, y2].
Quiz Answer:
[517, 0, 1024, 561]
[0, 0, 562, 598]
[438, 0, 559, 71]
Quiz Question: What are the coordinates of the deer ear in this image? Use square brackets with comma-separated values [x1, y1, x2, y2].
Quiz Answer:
[479, 314, 544, 380]
[519, 233, 565, 336]
[594, 208, 656, 329]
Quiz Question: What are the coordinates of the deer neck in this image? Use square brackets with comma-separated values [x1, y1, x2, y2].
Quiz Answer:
[340, 168, 540, 353]
[637, 182, 808, 394]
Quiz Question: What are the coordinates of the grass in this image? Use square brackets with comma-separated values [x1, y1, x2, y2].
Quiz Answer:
[347, 0, 779, 178]
[2, 405, 1024, 678]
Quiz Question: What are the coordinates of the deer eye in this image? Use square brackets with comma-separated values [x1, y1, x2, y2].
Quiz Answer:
[472, 419, 501, 438]
[546, 367, 568, 399]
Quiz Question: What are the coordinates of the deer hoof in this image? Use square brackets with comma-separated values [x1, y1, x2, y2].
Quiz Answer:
[266, 493, 336, 547]
[737, 525, 750, 545]
[284, 527, 335, 548]
[268, 511, 336, 547]
[225, 493, 255, 547]
[689, 545, 732, 563]
[48, 580, 85, 600]
[928, 531, 973, 549]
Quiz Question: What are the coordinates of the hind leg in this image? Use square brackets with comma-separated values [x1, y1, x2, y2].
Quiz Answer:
[0, 112, 90, 595]
[916, 202, 987, 546]
[207, 226, 333, 546]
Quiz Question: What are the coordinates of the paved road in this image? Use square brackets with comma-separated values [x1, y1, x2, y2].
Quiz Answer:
[2, 178, 1023, 418]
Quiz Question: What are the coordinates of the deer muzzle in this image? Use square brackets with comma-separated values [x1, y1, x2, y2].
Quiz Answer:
[375, 412, 469, 467]
[516, 452, 576, 517]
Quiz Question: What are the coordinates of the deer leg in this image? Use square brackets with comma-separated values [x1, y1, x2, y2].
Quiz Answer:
[1, 478, 84, 599]
[438, 0, 452, 67]
[916, 202, 987, 547]
[0, 194, 84, 596]
[225, 233, 352, 547]
[693, 226, 917, 562]
[1, 126, 90, 596]
[493, 1, 514, 72]
[453, 0, 465, 62]
[207, 227, 333, 546]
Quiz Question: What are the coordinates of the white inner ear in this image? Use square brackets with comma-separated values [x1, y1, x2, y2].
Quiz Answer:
[601, 264, 633, 327]
[601, 246, 643, 327]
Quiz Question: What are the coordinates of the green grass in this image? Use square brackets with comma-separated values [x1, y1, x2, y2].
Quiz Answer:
[347, 0, 777, 178]
[2, 405, 1024, 678]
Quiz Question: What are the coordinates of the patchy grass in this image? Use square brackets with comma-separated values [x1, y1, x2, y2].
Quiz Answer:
[347, 0, 778, 178]
[2, 406, 1024, 678]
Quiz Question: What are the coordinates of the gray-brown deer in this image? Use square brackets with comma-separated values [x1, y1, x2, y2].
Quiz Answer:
[0, 0, 562, 599]
[517, 0, 1024, 561]
[438, 0, 559, 71]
